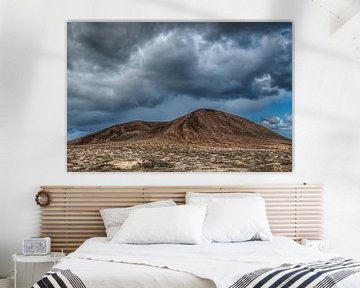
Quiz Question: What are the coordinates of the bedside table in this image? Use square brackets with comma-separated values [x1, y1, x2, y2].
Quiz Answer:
[301, 239, 328, 252]
[12, 252, 65, 288]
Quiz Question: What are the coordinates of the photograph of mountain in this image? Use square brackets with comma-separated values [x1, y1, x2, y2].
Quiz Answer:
[67, 22, 292, 172]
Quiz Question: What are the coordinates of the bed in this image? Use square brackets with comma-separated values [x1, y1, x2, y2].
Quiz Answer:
[33, 185, 360, 288]
[33, 236, 360, 288]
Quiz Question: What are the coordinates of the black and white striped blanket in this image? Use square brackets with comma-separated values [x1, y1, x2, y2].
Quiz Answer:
[230, 257, 360, 288]
[32, 268, 86, 288]
[32, 258, 360, 288]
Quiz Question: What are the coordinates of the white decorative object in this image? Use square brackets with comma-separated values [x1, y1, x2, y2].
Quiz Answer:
[22, 237, 51, 255]
[201, 197, 272, 243]
[100, 200, 176, 240]
[301, 239, 328, 252]
[111, 205, 207, 244]
[12, 252, 65, 288]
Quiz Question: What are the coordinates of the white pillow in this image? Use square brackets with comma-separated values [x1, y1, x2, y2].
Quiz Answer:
[186, 192, 259, 204]
[100, 200, 176, 240]
[111, 205, 207, 244]
[202, 197, 272, 243]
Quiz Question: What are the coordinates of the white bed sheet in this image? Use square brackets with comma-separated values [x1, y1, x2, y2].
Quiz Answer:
[54, 236, 360, 288]
[56, 258, 214, 288]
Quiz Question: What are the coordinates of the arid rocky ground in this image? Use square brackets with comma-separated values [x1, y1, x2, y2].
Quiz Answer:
[68, 109, 292, 172]
[67, 141, 292, 172]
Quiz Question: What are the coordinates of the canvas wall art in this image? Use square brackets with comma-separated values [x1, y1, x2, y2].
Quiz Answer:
[67, 22, 292, 172]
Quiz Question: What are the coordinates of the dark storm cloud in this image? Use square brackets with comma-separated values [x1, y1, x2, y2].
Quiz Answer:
[67, 22, 173, 71]
[67, 22, 292, 138]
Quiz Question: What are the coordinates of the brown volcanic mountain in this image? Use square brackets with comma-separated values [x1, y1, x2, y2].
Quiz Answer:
[69, 109, 291, 148]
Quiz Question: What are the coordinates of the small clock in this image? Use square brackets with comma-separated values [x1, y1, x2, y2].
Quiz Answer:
[23, 237, 51, 255]
[301, 239, 328, 252]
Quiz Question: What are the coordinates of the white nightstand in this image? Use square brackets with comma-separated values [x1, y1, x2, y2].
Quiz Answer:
[301, 239, 328, 252]
[12, 252, 65, 288]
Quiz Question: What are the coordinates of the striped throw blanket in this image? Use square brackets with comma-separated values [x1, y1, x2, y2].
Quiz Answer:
[32, 258, 360, 288]
[32, 268, 86, 288]
[230, 258, 360, 288]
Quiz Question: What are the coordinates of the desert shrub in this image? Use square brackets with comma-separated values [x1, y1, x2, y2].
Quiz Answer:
[140, 159, 174, 169]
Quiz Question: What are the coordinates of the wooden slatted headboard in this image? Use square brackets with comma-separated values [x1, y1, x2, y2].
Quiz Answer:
[39, 184, 323, 253]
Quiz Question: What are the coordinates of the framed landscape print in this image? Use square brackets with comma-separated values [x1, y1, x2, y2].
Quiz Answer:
[67, 21, 292, 172]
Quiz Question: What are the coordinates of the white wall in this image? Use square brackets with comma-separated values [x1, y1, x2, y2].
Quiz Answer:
[1, 0, 360, 286]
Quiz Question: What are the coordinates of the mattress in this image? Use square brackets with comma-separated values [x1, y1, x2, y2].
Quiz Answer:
[35, 237, 360, 288]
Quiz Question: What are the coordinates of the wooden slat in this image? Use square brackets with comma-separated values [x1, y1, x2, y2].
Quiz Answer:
[39, 184, 323, 253]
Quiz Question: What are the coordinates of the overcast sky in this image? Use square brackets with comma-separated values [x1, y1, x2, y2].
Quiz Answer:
[67, 22, 292, 140]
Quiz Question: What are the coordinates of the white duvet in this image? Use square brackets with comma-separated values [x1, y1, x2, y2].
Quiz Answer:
[54, 237, 360, 288]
